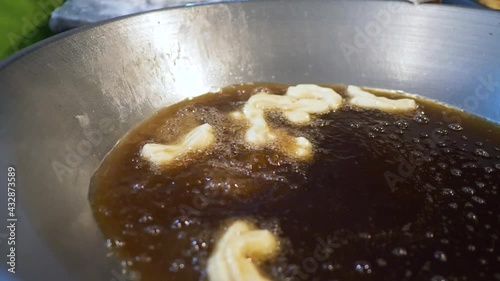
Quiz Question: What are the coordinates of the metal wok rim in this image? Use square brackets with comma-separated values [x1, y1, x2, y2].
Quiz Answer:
[0, 0, 498, 72]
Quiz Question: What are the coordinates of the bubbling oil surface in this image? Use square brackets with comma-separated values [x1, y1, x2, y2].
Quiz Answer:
[90, 84, 500, 281]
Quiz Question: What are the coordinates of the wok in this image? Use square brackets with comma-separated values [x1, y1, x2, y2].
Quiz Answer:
[0, 1, 499, 280]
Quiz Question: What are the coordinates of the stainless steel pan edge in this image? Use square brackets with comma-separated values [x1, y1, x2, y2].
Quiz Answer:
[0, 1, 499, 280]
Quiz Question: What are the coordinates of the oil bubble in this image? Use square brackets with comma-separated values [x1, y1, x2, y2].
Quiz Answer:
[442, 188, 455, 196]
[474, 149, 490, 158]
[448, 123, 463, 131]
[433, 251, 447, 262]
[450, 169, 462, 176]
[394, 120, 409, 130]
[461, 186, 475, 195]
[471, 196, 485, 204]
[415, 114, 430, 124]
[475, 181, 486, 188]
[438, 162, 448, 169]
[139, 215, 153, 223]
[359, 233, 372, 239]
[350, 122, 361, 129]
[169, 259, 186, 272]
[371, 125, 385, 133]
[392, 247, 408, 257]
[135, 254, 152, 263]
[145, 225, 162, 236]
[435, 128, 448, 135]
[354, 261, 372, 274]
[466, 212, 477, 221]
[376, 258, 387, 267]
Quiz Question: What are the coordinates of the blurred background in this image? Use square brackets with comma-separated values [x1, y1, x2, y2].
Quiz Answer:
[0, 0, 498, 61]
[0, 0, 62, 60]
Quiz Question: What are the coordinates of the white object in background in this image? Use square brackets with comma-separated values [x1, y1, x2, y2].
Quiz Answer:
[49, 0, 229, 33]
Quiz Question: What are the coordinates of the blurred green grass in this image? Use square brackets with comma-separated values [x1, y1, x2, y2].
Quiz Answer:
[0, 0, 63, 60]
